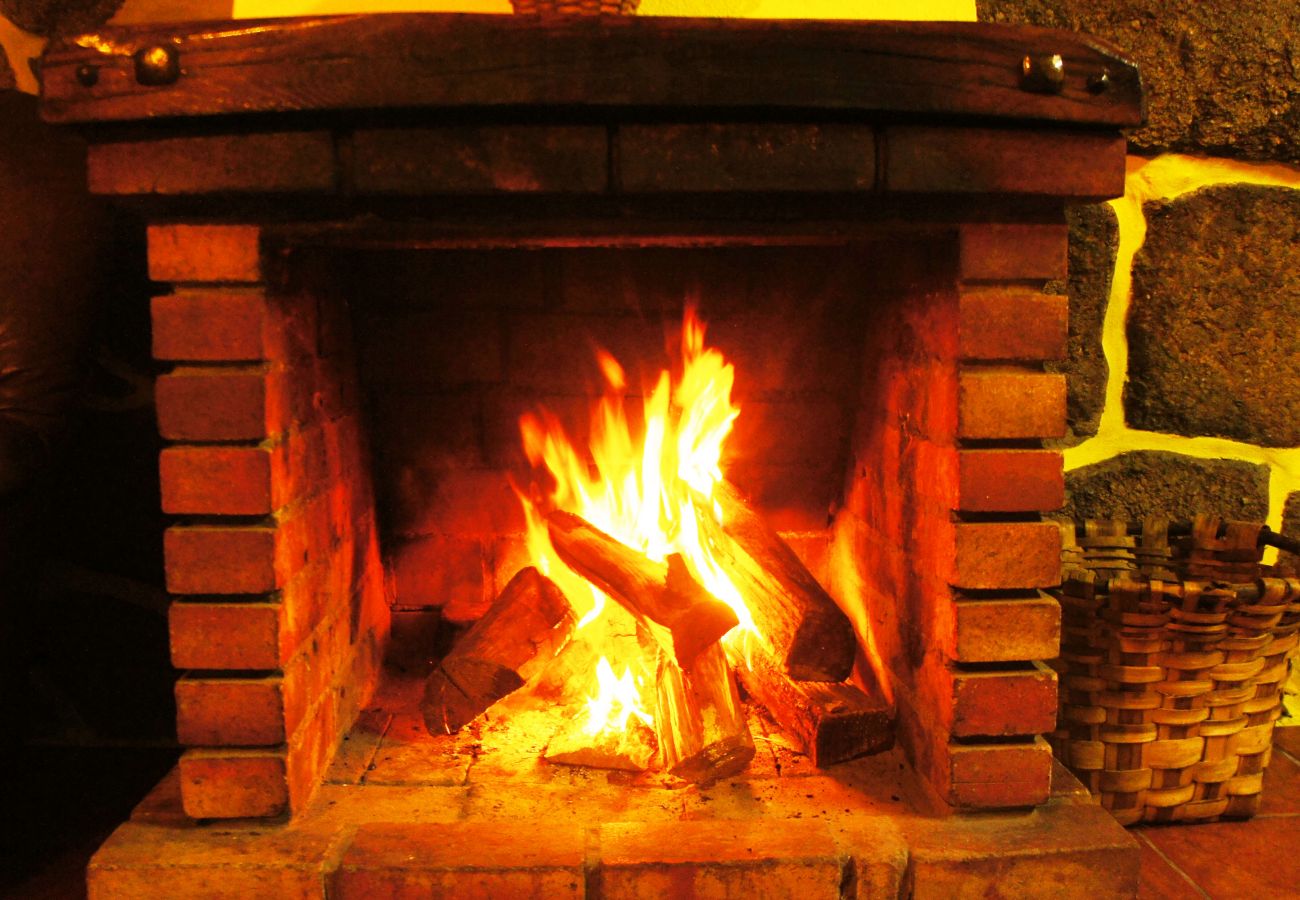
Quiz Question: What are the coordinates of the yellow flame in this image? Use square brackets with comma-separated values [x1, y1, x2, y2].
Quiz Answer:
[518, 307, 755, 635]
[584, 657, 654, 736]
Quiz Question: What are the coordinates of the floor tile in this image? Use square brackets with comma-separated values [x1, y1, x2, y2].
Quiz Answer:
[1140, 815, 1300, 898]
[1134, 832, 1208, 900]
[1259, 744, 1300, 815]
[1275, 725, 1300, 759]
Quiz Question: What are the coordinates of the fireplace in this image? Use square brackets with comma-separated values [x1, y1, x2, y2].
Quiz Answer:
[44, 13, 1145, 896]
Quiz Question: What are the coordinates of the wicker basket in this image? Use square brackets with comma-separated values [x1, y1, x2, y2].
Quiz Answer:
[1050, 516, 1300, 824]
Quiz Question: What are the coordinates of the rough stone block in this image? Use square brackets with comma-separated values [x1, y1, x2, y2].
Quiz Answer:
[1063, 451, 1270, 523]
[619, 123, 876, 192]
[175, 675, 286, 747]
[952, 593, 1061, 663]
[958, 369, 1066, 440]
[944, 737, 1054, 809]
[331, 822, 586, 898]
[352, 126, 607, 193]
[1048, 203, 1118, 442]
[597, 819, 843, 900]
[957, 449, 1063, 513]
[885, 126, 1125, 198]
[1128, 185, 1300, 445]
[148, 224, 263, 284]
[958, 289, 1067, 362]
[90, 131, 336, 195]
[953, 521, 1060, 590]
[178, 749, 288, 819]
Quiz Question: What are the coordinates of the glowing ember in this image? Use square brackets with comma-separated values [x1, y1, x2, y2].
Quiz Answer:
[584, 657, 654, 736]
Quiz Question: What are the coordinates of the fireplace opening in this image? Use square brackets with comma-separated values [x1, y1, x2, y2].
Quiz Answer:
[325, 239, 921, 782]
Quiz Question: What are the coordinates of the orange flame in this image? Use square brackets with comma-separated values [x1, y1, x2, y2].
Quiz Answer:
[517, 308, 758, 730]
[584, 657, 654, 736]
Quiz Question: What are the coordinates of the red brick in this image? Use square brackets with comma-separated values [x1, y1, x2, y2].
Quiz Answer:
[352, 125, 607, 193]
[390, 535, 485, 612]
[958, 289, 1068, 361]
[359, 312, 502, 387]
[155, 367, 272, 442]
[957, 448, 1063, 512]
[332, 822, 586, 899]
[958, 369, 1066, 440]
[884, 126, 1125, 199]
[152, 290, 268, 361]
[952, 593, 1061, 663]
[388, 609, 441, 670]
[953, 521, 1060, 589]
[598, 819, 842, 898]
[948, 661, 1058, 738]
[175, 676, 285, 746]
[148, 224, 263, 284]
[178, 748, 288, 819]
[91, 132, 335, 196]
[957, 222, 1068, 282]
[169, 601, 281, 671]
[944, 737, 1054, 809]
[165, 525, 279, 595]
[160, 446, 272, 515]
[619, 122, 875, 192]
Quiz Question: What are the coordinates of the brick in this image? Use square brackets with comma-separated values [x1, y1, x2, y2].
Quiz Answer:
[834, 819, 910, 900]
[958, 289, 1068, 361]
[909, 796, 1138, 897]
[952, 593, 1061, 663]
[958, 222, 1068, 282]
[619, 123, 875, 192]
[953, 521, 1060, 590]
[948, 661, 1058, 738]
[152, 290, 267, 361]
[957, 448, 1063, 512]
[90, 131, 336, 195]
[352, 125, 607, 193]
[388, 608, 441, 671]
[958, 369, 1066, 439]
[175, 675, 285, 746]
[390, 535, 485, 612]
[148, 224, 263, 283]
[598, 819, 842, 899]
[155, 368, 273, 442]
[945, 737, 1053, 809]
[331, 822, 585, 898]
[178, 748, 288, 819]
[883, 126, 1125, 198]
[358, 312, 502, 387]
[160, 446, 272, 515]
[169, 601, 281, 671]
[165, 525, 281, 595]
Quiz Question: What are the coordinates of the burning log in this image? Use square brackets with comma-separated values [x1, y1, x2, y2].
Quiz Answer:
[699, 481, 857, 682]
[546, 716, 658, 772]
[734, 645, 893, 767]
[653, 640, 755, 784]
[546, 510, 740, 668]
[421, 566, 574, 735]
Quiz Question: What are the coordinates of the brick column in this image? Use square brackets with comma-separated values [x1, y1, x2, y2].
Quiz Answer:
[150, 225, 389, 819]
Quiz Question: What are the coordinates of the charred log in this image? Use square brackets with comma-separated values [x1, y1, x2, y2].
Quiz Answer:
[546, 509, 739, 668]
[420, 566, 574, 735]
[652, 639, 755, 784]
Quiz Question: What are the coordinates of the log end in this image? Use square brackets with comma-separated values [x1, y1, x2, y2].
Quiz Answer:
[808, 683, 894, 767]
[420, 659, 525, 735]
[786, 615, 858, 682]
[668, 731, 756, 786]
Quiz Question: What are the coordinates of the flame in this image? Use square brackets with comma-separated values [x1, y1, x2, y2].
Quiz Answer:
[584, 657, 654, 736]
[517, 307, 760, 732]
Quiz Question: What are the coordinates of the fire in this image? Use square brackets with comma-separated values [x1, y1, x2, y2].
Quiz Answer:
[583, 658, 654, 736]
[517, 307, 758, 731]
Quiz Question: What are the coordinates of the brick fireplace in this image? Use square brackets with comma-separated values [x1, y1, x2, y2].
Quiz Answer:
[43, 13, 1144, 896]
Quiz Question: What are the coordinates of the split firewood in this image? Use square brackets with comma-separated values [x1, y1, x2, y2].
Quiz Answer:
[734, 645, 893, 766]
[546, 510, 739, 668]
[421, 566, 574, 735]
[697, 481, 856, 681]
[652, 638, 755, 784]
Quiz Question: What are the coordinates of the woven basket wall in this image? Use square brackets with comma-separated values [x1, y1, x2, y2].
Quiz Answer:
[1051, 516, 1300, 824]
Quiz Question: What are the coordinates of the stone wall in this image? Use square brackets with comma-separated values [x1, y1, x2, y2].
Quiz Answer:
[979, 1, 1300, 719]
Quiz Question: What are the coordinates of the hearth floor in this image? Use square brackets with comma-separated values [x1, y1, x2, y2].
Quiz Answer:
[88, 670, 1139, 898]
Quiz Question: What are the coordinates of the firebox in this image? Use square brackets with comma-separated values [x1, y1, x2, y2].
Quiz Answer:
[43, 13, 1146, 897]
